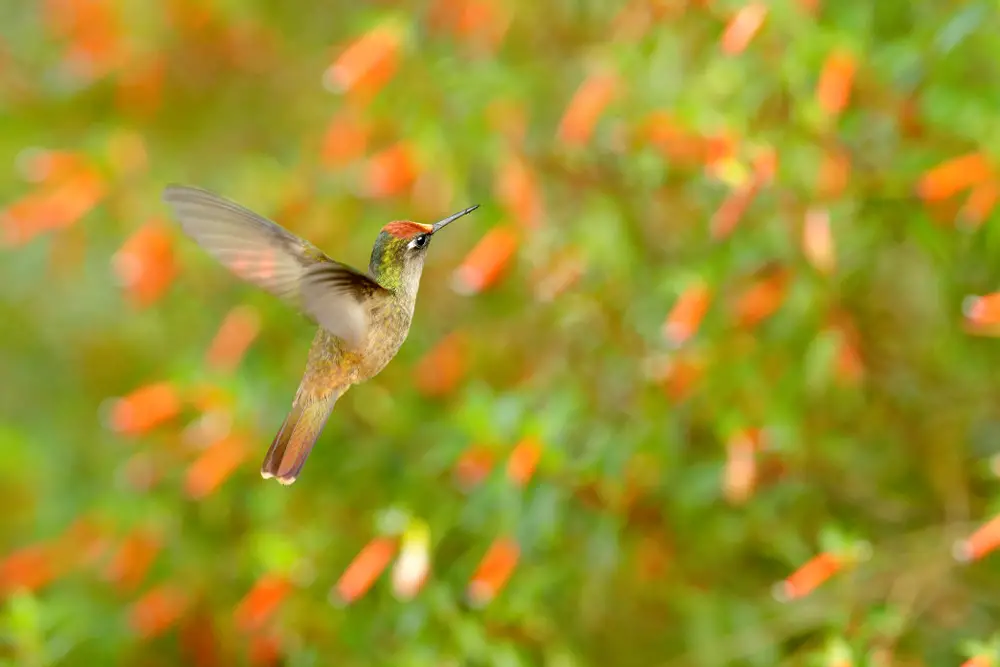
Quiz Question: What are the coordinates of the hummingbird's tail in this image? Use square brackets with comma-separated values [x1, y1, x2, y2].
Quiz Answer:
[260, 389, 344, 485]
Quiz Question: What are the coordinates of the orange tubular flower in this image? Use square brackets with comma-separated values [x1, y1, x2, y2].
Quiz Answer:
[332, 537, 397, 605]
[452, 226, 519, 295]
[558, 72, 619, 147]
[773, 551, 841, 601]
[234, 574, 293, 632]
[506, 437, 542, 487]
[467, 537, 519, 606]
[720, 3, 768, 56]
[662, 282, 712, 347]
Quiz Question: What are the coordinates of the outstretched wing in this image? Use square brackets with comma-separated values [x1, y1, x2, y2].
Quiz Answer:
[162, 184, 387, 349]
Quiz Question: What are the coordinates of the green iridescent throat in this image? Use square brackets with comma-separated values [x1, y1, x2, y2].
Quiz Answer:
[369, 232, 409, 291]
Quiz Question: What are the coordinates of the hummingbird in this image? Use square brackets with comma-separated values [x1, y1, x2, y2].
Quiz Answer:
[162, 184, 478, 485]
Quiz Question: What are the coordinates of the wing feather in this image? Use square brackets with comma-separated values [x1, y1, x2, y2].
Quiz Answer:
[162, 184, 387, 349]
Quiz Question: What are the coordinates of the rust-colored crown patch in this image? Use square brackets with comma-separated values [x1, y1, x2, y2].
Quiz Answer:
[382, 221, 433, 239]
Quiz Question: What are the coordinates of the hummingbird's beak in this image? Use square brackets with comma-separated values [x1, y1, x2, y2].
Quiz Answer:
[431, 204, 479, 234]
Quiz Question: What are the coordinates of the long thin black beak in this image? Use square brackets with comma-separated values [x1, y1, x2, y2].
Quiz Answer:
[431, 204, 479, 233]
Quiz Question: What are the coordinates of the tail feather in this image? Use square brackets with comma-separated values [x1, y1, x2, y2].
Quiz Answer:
[261, 391, 341, 485]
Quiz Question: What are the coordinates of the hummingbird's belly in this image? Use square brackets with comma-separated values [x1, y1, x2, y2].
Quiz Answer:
[357, 305, 411, 379]
[300, 307, 410, 396]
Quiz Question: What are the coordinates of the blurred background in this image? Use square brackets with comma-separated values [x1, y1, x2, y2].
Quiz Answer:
[4, 0, 1000, 665]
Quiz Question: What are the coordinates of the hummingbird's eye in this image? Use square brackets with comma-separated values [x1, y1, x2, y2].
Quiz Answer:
[410, 234, 429, 250]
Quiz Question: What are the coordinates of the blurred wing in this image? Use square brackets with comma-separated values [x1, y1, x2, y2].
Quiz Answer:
[163, 184, 329, 301]
[163, 184, 387, 348]
[300, 262, 388, 349]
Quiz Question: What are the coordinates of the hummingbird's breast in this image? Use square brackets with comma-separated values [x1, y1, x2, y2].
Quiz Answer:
[358, 297, 413, 378]
[299, 297, 412, 398]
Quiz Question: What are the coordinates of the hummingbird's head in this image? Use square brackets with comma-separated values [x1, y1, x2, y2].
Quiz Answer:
[368, 205, 479, 292]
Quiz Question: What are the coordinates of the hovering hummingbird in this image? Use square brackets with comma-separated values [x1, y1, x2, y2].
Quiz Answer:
[162, 184, 478, 485]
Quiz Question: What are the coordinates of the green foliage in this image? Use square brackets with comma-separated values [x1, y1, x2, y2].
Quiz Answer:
[3, 0, 1000, 665]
